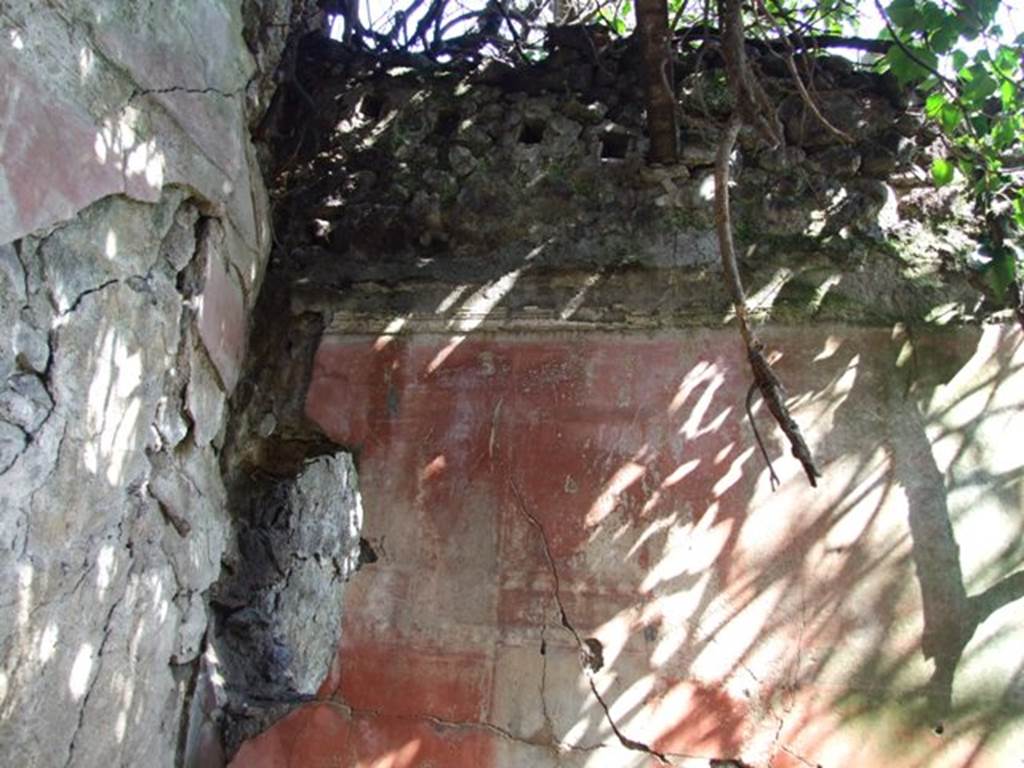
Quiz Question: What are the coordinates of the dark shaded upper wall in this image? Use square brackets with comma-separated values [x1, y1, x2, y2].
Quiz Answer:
[264, 32, 994, 338]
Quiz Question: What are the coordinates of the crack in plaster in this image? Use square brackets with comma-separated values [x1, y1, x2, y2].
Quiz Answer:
[703, 627, 763, 689]
[21, 420, 68, 559]
[0, 422, 31, 475]
[128, 85, 244, 103]
[46, 5, 258, 187]
[22, 531, 106, 627]
[778, 743, 821, 768]
[10, 240, 31, 301]
[62, 572, 129, 768]
[321, 698, 610, 757]
[766, 709, 787, 768]
[538, 621, 556, 741]
[508, 479, 670, 765]
[1, 374, 58, 478]
[765, 580, 807, 768]
[55, 278, 120, 318]
[113, 76, 246, 181]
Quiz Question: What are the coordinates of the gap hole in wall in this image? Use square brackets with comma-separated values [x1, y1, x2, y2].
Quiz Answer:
[434, 109, 460, 137]
[359, 93, 386, 120]
[519, 118, 546, 145]
[358, 537, 379, 566]
[600, 131, 629, 159]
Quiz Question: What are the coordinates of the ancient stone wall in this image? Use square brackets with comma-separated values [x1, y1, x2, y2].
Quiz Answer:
[266, 34, 983, 328]
[0, 3, 362, 766]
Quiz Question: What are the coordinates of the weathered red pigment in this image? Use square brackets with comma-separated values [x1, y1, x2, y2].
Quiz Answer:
[196, 243, 246, 392]
[0, 52, 133, 239]
[233, 702, 497, 768]
[233, 328, 1024, 768]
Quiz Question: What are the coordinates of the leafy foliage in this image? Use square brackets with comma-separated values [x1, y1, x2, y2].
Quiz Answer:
[877, 0, 1023, 302]
[601, 0, 1024, 305]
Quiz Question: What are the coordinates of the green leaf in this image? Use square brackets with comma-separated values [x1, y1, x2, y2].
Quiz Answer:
[1013, 192, 1024, 230]
[962, 65, 999, 103]
[885, 44, 936, 84]
[920, 2, 947, 31]
[996, 45, 1020, 74]
[940, 102, 961, 132]
[969, 113, 991, 135]
[887, 0, 921, 29]
[925, 92, 947, 118]
[975, 0, 1000, 26]
[986, 250, 1017, 301]
[1000, 80, 1018, 111]
[932, 157, 955, 186]
[931, 27, 958, 53]
[992, 118, 1017, 149]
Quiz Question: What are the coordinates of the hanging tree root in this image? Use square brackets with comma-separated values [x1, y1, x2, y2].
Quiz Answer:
[718, 0, 784, 146]
[714, 116, 821, 489]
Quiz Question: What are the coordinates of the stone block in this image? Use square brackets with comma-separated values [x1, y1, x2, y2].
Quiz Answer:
[197, 223, 246, 393]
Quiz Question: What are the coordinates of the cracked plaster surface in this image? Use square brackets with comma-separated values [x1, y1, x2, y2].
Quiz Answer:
[509, 480, 671, 764]
[0, 0, 273, 285]
[0, 2, 341, 766]
[0, 189, 234, 767]
[281, 327, 1024, 768]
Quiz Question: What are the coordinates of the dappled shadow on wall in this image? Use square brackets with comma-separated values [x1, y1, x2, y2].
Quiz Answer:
[232, 310, 1024, 767]
[2, 242, 177, 761]
[1, 33, 165, 242]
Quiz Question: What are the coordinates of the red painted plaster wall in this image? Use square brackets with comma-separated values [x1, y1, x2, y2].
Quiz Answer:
[233, 327, 1024, 768]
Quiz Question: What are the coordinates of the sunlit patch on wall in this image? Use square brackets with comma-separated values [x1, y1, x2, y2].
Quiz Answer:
[68, 643, 95, 700]
[83, 328, 144, 485]
[78, 46, 94, 79]
[37, 622, 59, 665]
[374, 316, 407, 350]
